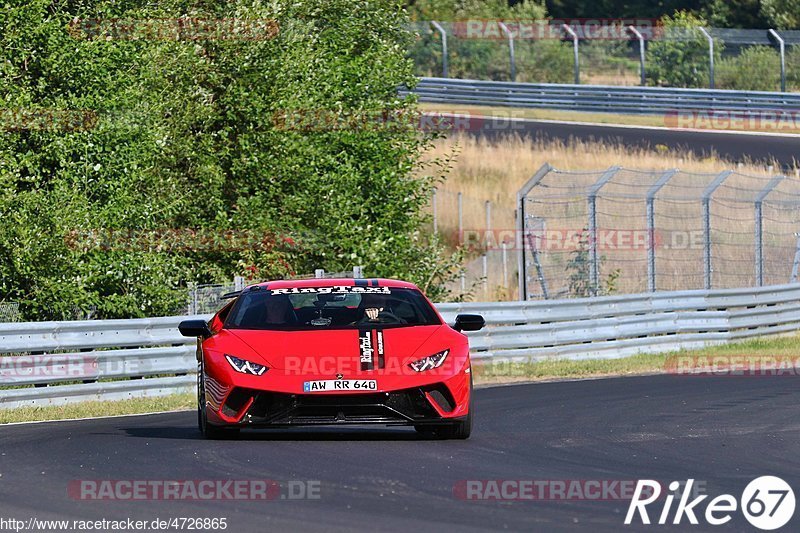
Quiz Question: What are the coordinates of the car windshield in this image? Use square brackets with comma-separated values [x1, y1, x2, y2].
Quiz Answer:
[225, 286, 441, 330]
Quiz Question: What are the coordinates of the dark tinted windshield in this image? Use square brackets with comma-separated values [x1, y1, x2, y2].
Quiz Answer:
[225, 286, 441, 330]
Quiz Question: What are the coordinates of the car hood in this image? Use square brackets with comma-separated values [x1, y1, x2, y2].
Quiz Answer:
[220, 325, 447, 370]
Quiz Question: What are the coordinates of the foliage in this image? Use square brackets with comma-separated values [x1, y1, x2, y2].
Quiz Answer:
[406, 0, 573, 83]
[0, 0, 459, 319]
[646, 11, 721, 88]
[564, 229, 619, 297]
[701, 0, 768, 28]
[761, 0, 800, 29]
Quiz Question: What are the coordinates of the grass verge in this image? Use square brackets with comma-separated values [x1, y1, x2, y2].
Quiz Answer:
[473, 334, 800, 385]
[0, 392, 194, 425]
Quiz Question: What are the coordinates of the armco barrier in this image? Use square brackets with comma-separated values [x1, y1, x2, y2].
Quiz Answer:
[405, 77, 800, 115]
[2, 283, 800, 409]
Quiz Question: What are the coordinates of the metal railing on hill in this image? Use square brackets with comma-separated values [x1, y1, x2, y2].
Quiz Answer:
[406, 77, 800, 115]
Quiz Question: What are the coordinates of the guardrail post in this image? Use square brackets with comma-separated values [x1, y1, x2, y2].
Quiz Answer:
[517, 164, 554, 300]
[792, 235, 800, 283]
[498, 22, 516, 82]
[755, 175, 786, 286]
[768, 29, 786, 93]
[646, 169, 678, 292]
[563, 24, 580, 84]
[698, 27, 715, 89]
[627, 26, 646, 86]
[430, 21, 448, 78]
[587, 167, 620, 296]
[702, 170, 732, 289]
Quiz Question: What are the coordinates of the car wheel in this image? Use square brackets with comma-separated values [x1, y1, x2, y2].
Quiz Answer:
[197, 358, 239, 440]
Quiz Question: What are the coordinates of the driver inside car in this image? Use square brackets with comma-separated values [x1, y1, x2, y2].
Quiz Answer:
[359, 293, 405, 324]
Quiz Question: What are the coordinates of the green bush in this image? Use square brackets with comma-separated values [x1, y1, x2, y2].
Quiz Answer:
[405, 0, 575, 83]
[784, 46, 800, 90]
[647, 11, 721, 88]
[717, 46, 781, 91]
[0, 0, 460, 319]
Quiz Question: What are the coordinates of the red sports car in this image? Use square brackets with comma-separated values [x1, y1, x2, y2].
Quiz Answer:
[179, 278, 485, 439]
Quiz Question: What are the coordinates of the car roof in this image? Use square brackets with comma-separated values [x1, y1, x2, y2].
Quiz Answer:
[250, 278, 420, 290]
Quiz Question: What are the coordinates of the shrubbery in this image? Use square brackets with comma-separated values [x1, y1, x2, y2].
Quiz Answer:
[647, 11, 719, 88]
[0, 0, 460, 319]
[717, 46, 782, 91]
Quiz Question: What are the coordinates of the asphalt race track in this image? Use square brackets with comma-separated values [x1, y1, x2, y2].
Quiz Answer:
[454, 115, 800, 168]
[1, 374, 798, 532]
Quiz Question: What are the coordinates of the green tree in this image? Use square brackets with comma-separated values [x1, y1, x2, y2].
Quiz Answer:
[702, 0, 768, 28]
[647, 11, 721, 88]
[761, 0, 800, 29]
[0, 0, 458, 318]
[717, 46, 781, 91]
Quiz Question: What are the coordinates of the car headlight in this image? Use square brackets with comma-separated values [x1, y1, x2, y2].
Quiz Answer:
[409, 349, 450, 372]
[225, 354, 268, 376]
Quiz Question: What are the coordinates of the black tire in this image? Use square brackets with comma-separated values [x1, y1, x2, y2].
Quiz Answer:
[415, 375, 473, 440]
[197, 358, 239, 440]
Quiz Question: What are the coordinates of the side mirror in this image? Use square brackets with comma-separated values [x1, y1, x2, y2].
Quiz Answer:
[453, 314, 485, 332]
[178, 319, 211, 338]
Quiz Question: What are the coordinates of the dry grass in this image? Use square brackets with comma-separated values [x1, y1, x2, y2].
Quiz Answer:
[423, 135, 800, 299]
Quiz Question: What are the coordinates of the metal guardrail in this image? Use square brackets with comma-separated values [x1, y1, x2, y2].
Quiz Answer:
[406, 77, 800, 115]
[2, 283, 799, 409]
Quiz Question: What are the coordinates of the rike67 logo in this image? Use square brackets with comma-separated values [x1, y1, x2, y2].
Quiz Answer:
[626, 477, 795, 530]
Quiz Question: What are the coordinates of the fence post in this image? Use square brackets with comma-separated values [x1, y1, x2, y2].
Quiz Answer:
[482, 253, 488, 295]
[187, 282, 197, 315]
[587, 167, 620, 296]
[353, 265, 363, 278]
[702, 170, 732, 289]
[233, 276, 245, 291]
[501, 241, 509, 289]
[755, 175, 786, 286]
[792, 235, 800, 283]
[698, 27, 715, 89]
[627, 25, 646, 86]
[517, 164, 554, 301]
[768, 29, 786, 93]
[498, 22, 516, 82]
[430, 21, 448, 78]
[314, 269, 325, 278]
[457, 192, 463, 239]
[646, 169, 678, 292]
[563, 24, 580, 84]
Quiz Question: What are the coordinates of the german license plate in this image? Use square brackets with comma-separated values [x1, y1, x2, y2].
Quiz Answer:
[303, 379, 377, 392]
